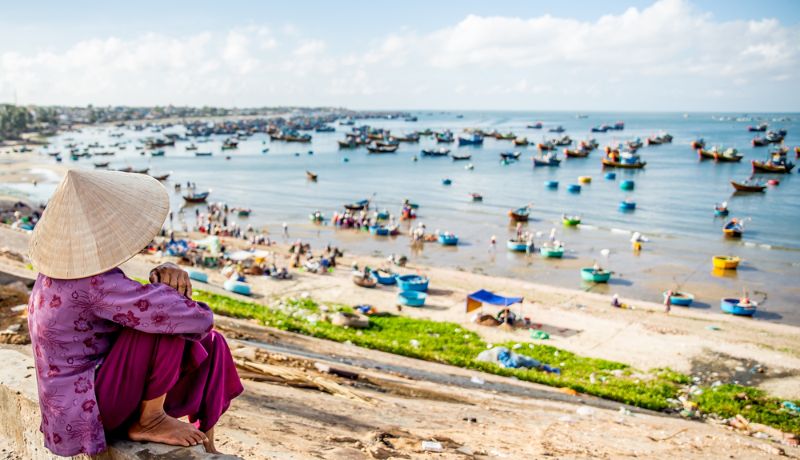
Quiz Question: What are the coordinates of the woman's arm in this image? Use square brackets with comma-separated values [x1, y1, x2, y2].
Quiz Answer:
[92, 268, 214, 340]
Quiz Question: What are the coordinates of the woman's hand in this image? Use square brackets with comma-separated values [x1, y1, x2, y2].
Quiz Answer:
[149, 262, 193, 298]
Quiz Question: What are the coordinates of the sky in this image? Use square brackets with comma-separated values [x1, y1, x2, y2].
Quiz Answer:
[0, 0, 798, 111]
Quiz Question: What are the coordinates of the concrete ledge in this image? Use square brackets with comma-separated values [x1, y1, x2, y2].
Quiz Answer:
[0, 349, 239, 460]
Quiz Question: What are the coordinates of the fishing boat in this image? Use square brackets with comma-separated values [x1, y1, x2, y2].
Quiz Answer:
[368, 225, 390, 236]
[752, 160, 794, 173]
[397, 290, 427, 307]
[765, 129, 786, 143]
[601, 157, 646, 169]
[367, 143, 399, 153]
[548, 125, 565, 133]
[421, 148, 450, 157]
[344, 199, 370, 211]
[537, 141, 556, 151]
[646, 133, 673, 145]
[553, 135, 572, 146]
[338, 139, 358, 148]
[374, 271, 397, 285]
[581, 267, 611, 283]
[221, 139, 240, 149]
[436, 131, 454, 143]
[720, 298, 757, 317]
[397, 274, 429, 292]
[506, 239, 531, 252]
[563, 215, 581, 226]
[508, 207, 530, 222]
[545, 180, 559, 189]
[150, 150, 165, 157]
[539, 244, 564, 258]
[457, 134, 484, 146]
[306, 171, 318, 181]
[500, 151, 522, 161]
[151, 173, 170, 181]
[185, 143, 198, 151]
[751, 136, 769, 147]
[183, 191, 210, 203]
[663, 291, 694, 307]
[451, 153, 472, 161]
[747, 122, 768, 132]
[195, 151, 213, 157]
[236, 208, 251, 217]
[714, 148, 743, 163]
[712, 255, 740, 270]
[352, 274, 378, 288]
[690, 139, 705, 149]
[442, 178, 452, 186]
[469, 193, 483, 202]
[714, 202, 729, 217]
[132, 168, 149, 174]
[513, 137, 529, 146]
[527, 122, 543, 129]
[315, 125, 335, 132]
[438, 233, 459, 246]
[619, 200, 637, 211]
[93, 161, 109, 168]
[730, 180, 766, 192]
[533, 154, 561, 167]
[564, 148, 590, 158]
[723, 219, 743, 238]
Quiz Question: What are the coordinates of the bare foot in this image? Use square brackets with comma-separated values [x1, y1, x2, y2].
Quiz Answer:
[128, 411, 207, 447]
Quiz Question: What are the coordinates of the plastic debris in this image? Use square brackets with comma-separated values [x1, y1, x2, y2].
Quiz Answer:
[782, 401, 800, 414]
[470, 376, 485, 385]
[421, 440, 443, 452]
[576, 407, 594, 416]
[530, 330, 550, 340]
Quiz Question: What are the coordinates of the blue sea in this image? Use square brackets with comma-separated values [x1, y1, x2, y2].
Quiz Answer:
[10, 111, 800, 323]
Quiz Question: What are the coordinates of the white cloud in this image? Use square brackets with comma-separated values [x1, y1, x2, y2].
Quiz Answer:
[0, 0, 798, 110]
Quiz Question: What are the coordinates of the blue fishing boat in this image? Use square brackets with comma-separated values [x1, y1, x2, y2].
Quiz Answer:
[223, 280, 251, 296]
[567, 184, 582, 193]
[374, 271, 397, 285]
[438, 233, 459, 246]
[720, 298, 757, 317]
[369, 225, 390, 236]
[397, 274, 429, 292]
[663, 291, 694, 306]
[188, 270, 208, 283]
[620, 180, 635, 190]
[539, 245, 564, 258]
[398, 290, 427, 307]
[458, 134, 484, 146]
[421, 147, 450, 156]
[507, 239, 531, 252]
[605, 172, 617, 180]
[533, 155, 561, 167]
[345, 199, 370, 211]
[581, 268, 611, 283]
[619, 200, 636, 211]
[545, 180, 559, 189]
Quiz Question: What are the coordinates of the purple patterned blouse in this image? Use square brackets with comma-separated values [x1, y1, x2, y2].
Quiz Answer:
[27, 268, 214, 457]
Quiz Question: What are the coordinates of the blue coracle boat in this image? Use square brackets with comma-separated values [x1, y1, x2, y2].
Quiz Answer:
[545, 180, 559, 189]
[605, 172, 617, 180]
[567, 184, 582, 193]
[374, 271, 397, 285]
[398, 290, 427, 307]
[663, 291, 694, 306]
[620, 180, 635, 190]
[397, 274, 429, 292]
[438, 234, 459, 246]
[720, 298, 757, 316]
[457, 134, 484, 146]
[619, 200, 636, 211]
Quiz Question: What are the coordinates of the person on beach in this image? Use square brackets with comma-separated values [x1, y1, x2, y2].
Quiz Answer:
[26, 170, 243, 457]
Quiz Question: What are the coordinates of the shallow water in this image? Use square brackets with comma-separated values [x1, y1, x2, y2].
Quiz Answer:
[8, 111, 800, 323]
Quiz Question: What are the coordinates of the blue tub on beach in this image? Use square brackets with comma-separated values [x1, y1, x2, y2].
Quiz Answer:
[188, 270, 208, 283]
[397, 274, 429, 292]
[223, 280, 251, 296]
[374, 272, 397, 285]
[397, 290, 427, 307]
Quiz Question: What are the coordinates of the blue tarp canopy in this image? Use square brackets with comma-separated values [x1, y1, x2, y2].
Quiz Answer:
[466, 289, 523, 312]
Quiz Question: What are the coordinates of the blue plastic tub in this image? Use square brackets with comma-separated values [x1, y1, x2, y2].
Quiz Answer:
[223, 279, 251, 296]
[188, 270, 208, 283]
[398, 290, 427, 307]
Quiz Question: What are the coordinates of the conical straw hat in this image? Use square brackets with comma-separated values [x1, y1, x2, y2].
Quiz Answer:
[29, 169, 169, 279]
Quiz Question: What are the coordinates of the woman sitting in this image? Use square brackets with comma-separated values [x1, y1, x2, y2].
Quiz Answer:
[27, 169, 243, 457]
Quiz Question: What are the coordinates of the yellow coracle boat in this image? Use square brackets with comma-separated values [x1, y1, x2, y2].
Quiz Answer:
[712, 255, 740, 270]
[578, 176, 592, 184]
